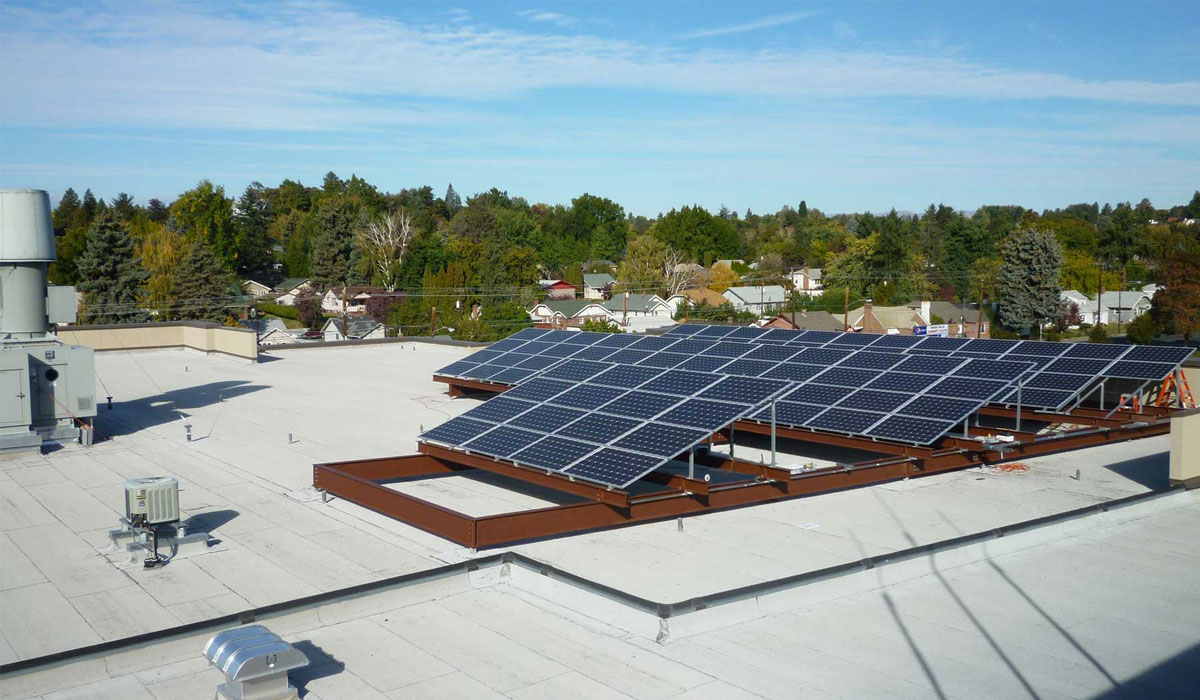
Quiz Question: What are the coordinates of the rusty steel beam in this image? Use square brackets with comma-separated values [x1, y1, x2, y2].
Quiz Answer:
[434, 375, 511, 397]
[417, 442, 633, 507]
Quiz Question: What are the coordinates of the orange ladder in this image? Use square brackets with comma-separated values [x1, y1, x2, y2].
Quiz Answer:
[1156, 371, 1196, 409]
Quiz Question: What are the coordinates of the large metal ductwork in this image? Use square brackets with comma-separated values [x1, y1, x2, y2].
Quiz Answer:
[0, 189, 97, 455]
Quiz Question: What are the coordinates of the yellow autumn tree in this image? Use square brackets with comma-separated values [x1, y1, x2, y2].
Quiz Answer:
[137, 222, 186, 319]
[707, 262, 739, 292]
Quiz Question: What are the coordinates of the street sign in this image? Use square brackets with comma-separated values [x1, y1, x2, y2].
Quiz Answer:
[913, 324, 950, 337]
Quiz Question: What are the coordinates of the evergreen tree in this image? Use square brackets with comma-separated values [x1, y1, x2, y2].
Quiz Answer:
[81, 189, 98, 219]
[997, 229, 1065, 335]
[75, 213, 149, 324]
[52, 188, 80, 234]
[111, 193, 137, 222]
[171, 239, 235, 322]
[797, 200, 808, 219]
[233, 182, 274, 280]
[146, 198, 169, 223]
[309, 196, 359, 289]
[444, 183, 462, 217]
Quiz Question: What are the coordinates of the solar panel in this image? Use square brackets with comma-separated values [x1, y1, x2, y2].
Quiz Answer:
[892, 356, 965, 375]
[551, 384, 627, 409]
[515, 354, 562, 370]
[761, 362, 825, 382]
[865, 372, 938, 393]
[751, 401, 825, 426]
[562, 448, 662, 487]
[1024, 373, 1092, 391]
[812, 367, 879, 387]
[1007, 341, 1068, 357]
[668, 338, 719, 355]
[557, 413, 640, 443]
[470, 350, 504, 364]
[600, 391, 683, 419]
[463, 426, 540, 458]
[827, 333, 879, 346]
[512, 437, 598, 471]
[1002, 387, 1074, 409]
[519, 341, 559, 355]
[870, 335, 923, 349]
[699, 376, 783, 403]
[640, 370, 721, 396]
[595, 333, 642, 347]
[486, 338, 530, 353]
[792, 348, 850, 366]
[960, 339, 1017, 354]
[676, 356, 733, 373]
[1121, 346, 1194, 364]
[540, 359, 611, 382]
[503, 378, 575, 401]
[1063, 343, 1129, 359]
[509, 327, 552, 341]
[561, 332, 604, 345]
[926, 377, 1008, 400]
[953, 359, 1035, 381]
[838, 352, 905, 370]
[703, 341, 755, 358]
[485, 352, 529, 367]
[1105, 361, 1178, 380]
[695, 325, 737, 337]
[718, 358, 776, 377]
[508, 404, 586, 432]
[783, 383, 852, 405]
[836, 389, 913, 412]
[897, 396, 981, 421]
[664, 324, 701, 335]
[630, 335, 683, 352]
[637, 352, 691, 369]
[805, 408, 885, 434]
[420, 416, 494, 445]
[1041, 357, 1112, 375]
[489, 368, 538, 384]
[539, 343, 584, 358]
[743, 344, 804, 361]
[762, 328, 803, 342]
[913, 337, 970, 352]
[798, 330, 843, 342]
[436, 360, 480, 376]
[591, 364, 663, 388]
[659, 399, 747, 430]
[727, 327, 769, 340]
[567, 346, 619, 362]
[613, 424, 709, 457]
[866, 416, 955, 444]
[604, 348, 655, 365]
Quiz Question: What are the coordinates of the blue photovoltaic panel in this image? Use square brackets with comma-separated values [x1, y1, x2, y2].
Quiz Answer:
[601, 391, 683, 419]
[595, 333, 642, 347]
[1121, 346, 1194, 364]
[762, 328, 802, 342]
[1025, 373, 1092, 391]
[519, 341, 559, 355]
[640, 370, 721, 396]
[561, 332, 604, 345]
[489, 368, 538, 384]
[953, 351, 1004, 359]
[828, 333, 879, 346]
[1008, 340, 1069, 357]
[465, 396, 537, 423]
[469, 350, 504, 364]
[515, 354, 562, 370]
[557, 413, 641, 443]
[539, 343, 584, 358]
[813, 366, 881, 387]
[551, 384, 627, 410]
[630, 335, 683, 352]
[751, 401, 825, 426]
[463, 426, 540, 458]
[784, 382, 853, 405]
[866, 416, 955, 444]
[469, 365, 510, 381]
[504, 378, 575, 401]
[836, 389, 912, 412]
[512, 437, 597, 470]
[838, 352, 905, 370]
[703, 341, 755, 358]
[614, 424, 709, 457]
[509, 327, 552, 341]
[591, 364, 663, 388]
[563, 449, 663, 487]
[668, 338, 719, 355]
[792, 348, 850, 366]
[568, 346, 619, 362]
[866, 372, 938, 393]
[420, 417, 494, 445]
[926, 376, 1008, 400]
[913, 337, 971, 352]
[677, 356, 733, 373]
[892, 356, 965, 374]
[1043, 357, 1115, 375]
[700, 376, 782, 403]
[871, 335, 923, 349]
[659, 399, 747, 430]
[797, 330, 843, 342]
[952, 359, 1036, 381]
[540, 359, 611, 382]
[744, 344, 803, 361]
[961, 339, 1017, 354]
[637, 352, 691, 369]
[718, 359, 776, 377]
[761, 362, 825, 382]
[1003, 387, 1074, 408]
[604, 349, 655, 365]
[508, 404, 586, 432]
[897, 396, 981, 421]
[485, 352, 527, 367]
[727, 327, 769, 340]
[1063, 343, 1129, 360]
[541, 330, 579, 343]
[695, 325, 737, 337]
[1103, 361, 1177, 380]
[805, 408, 885, 434]
[486, 338, 530, 353]
[664, 324, 700, 335]
[436, 360, 480, 376]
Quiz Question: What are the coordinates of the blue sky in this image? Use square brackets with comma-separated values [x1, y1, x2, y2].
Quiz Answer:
[1, 0, 1197, 215]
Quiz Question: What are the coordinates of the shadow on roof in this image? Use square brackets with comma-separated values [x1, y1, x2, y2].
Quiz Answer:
[95, 380, 270, 438]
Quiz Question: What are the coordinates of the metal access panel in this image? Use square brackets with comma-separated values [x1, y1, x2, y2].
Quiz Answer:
[0, 358, 31, 430]
[46, 286, 77, 325]
[25, 343, 97, 422]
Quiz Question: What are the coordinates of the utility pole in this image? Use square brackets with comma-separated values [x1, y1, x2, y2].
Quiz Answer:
[1118, 264, 1126, 333]
[430, 306, 437, 337]
[1097, 260, 1104, 327]
[340, 282, 348, 339]
[622, 291, 628, 328]
[976, 280, 984, 339]
[843, 286, 849, 331]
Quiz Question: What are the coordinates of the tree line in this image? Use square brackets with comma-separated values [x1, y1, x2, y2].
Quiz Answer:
[48, 174, 1200, 340]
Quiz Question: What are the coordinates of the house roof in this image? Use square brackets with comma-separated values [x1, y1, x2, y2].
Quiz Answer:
[924, 301, 980, 323]
[601, 293, 667, 313]
[772, 310, 844, 331]
[583, 273, 616, 288]
[849, 304, 924, 329]
[242, 279, 272, 290]
[1099, 291, 1150, 308]
[544, 280, 577, 290]
[682, 288, 728, 306]
[723, 285, 787, 305]
[274, 278, 310, 292]
[322, 316, 383, 337]
[536, 299, 605, 317]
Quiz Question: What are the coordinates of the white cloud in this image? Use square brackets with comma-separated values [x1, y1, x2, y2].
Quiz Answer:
[517, 9, 579, 27]
[681, 11, 818, 39]
[833, 21, 856, 40]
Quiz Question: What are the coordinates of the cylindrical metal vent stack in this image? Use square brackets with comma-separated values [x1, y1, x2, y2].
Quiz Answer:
[0, 189, 56, 339]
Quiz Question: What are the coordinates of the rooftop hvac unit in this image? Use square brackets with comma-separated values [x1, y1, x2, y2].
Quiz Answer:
[125, 476, 180, 526]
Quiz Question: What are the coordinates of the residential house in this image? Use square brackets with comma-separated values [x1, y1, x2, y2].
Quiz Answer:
[789, 267, 823, 297]
[924, 301, 990, 338]
[722, 285, 787, 315]
[715, 259, 745, 270]
[583, 273, 616, 300]
[847, 303, 927, 335]
[257, 327, 302, 346]
[538, 279, 577, 301]
[528, 299, 612, 327]
[321, 286, 404, 315]
[1059, 290, 1152, 326]
[766, 310, 846, 332]
[528, 293, 673, 331]
[272, 278, 312, 306]
[321, 317, 387, 342]
[241, 279, 273, 298]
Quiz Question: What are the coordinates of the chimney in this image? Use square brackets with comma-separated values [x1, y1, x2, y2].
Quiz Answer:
[802, 265, 810, 291]
[861, 301, 872, 331]
[920, 300, 931, 323]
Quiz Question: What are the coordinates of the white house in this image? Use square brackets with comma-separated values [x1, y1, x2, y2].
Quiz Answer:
[789, 267, 823, 297]
[527, 293, 673, 331]
[1060, 289, 1152, 326]
[582, 273, 615, 300]
[321, 317, 386, 342]
[722, 285, 788, 315]
[272, 278, 312, 306]
[257, 327, 302, 346]
[241, 279, 273, 298]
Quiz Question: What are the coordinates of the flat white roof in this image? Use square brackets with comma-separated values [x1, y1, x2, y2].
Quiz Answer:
[1, 342, 1196, 698]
